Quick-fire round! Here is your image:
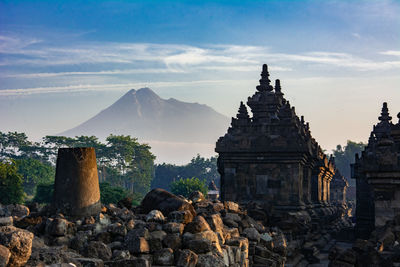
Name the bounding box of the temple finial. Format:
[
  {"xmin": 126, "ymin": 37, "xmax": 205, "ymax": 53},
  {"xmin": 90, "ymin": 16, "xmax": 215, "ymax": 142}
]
[
  {"xmin": 378, "ymin": 102, "xmax": 392, "ymax": 122},
  {"xmin": 368, "ymin": 132, "xmax": 375, "ymax": 144},
  {"xmin": 237, "ymin": 101, "xmax": 249, "ymax": 119},
  {"xmin": 256, "ymin": 64, "xmax": 273, "ymax": 92},
  {"xmin": 275, "ymin": 79, "xmax": 281, "ymax": 92}
]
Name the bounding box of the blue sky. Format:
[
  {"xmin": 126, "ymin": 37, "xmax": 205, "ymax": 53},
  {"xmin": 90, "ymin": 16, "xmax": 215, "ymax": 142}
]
[{"xmin": 1, "ymin": 0, "xmax": 399, "ymax": 163}]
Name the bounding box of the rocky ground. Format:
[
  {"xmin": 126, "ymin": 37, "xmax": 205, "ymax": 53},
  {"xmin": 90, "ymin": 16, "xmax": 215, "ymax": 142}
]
[
  {"xmin": 0, "ymin": 189, "xmax": 287, "ymax": 267},
  {"xmin": 2, "ymin": 188, "xmax": 397, "ymax": 267}
]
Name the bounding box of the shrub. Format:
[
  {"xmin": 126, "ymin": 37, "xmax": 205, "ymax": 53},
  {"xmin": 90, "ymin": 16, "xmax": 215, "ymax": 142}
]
[{"xmin": 170, "ymin": 177, "xmax": 208, "ymax": 198}]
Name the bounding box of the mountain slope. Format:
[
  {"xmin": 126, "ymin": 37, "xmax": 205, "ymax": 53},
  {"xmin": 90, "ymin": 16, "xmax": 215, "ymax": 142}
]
[{"xmin": 61, "ymin": 88, "xmax": 230, "ymax": 144}]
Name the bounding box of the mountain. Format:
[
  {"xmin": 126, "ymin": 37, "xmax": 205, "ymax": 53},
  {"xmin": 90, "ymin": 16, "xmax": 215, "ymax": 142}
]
[{"xmin": 61, "ymin": 88, "xmax": 230, "ymax": 162}]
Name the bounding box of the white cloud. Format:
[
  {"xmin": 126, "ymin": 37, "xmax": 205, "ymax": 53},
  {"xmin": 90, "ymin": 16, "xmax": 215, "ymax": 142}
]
[
  {"xmin": 0, "ymin": 79, "xmax": 253, "ymax": 96},
  {"xmin": 380, "ymin": 50, "xmax": 400, "ymax": 57}
]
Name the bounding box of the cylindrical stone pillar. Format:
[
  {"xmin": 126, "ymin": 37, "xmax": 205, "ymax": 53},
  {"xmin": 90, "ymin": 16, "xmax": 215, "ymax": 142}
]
[{"xmin": 53, "ymin": 147, "xmax": 101, "ymax": 216}]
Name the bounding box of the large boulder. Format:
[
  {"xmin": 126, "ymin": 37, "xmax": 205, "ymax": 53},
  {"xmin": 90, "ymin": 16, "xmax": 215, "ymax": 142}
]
[
  {"xmin": 140, "ymin": 189, "xmax": 196, "ymax": 218},
  {"xmin": 0, "ymin": 226, "xmax": 34, "ymax": 267}
]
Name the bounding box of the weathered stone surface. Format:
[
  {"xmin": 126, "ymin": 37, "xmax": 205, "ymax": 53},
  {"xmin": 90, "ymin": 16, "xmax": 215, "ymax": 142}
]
[
  {"xmin": 186, "ymin": 238, "xmax": 213, "ymax": 254},
  {"xmin": 243, "ymin": 227, "xmax": 260, "ymax": 242},
  {"xmin": 6, "ymin": 204, "xmax": 30, "ymax": 218},
  {"xmin": 14, "ymin": 215, "xmax": 43, "ymax": 229},
  {"xmin": 140, "ymin": 188, "xmax": 195, "ymax": 217},
  {"xmin": 188, "ymin": 191, "xmax": 205, "ymax": 203},
  {"xmin": 153, "ymin": 247, "xmax": 174, "ymax": 265},
  {"xmin": 163, "ymin": 222, "xmax": 184, "ymax": 234},
  {"xmin": 224, "ymin": 201, "xmax": 240, "ymax": 213},
  {"xmin": 196, "ymin": 253, "xmax": 225, "ymax": 267},
  {"xmin": 146, "ymin": 210, "xmax": 165, "ymax": 222},
  {"xmin": 112, "ymin": 249, "xmax": 130, "ymax": 260},
  {"xmin": 107, "ymin": 222, "xmax": 127, "ymax": 237},
  {"xmin": 86, "ymin": 241, "xmax": 112, "ymax": 261},
  {"xmin": 206, "ymin": 214, "xmax": 224, "ymax": 232},
  {"xmin": 163, "ymin": 233, "xmax": 181, "ymax": 250},
  {"xmin": 184, "ymin": 216, "xmax": 211, "ymax": 234},
  {"xmin": 0, "ymin": 244, "xmax": 10, "ymax": 267},
  {"xmin": 105, "ymin": 258, "xmax": 151, "ymax": 267},
  {"xmin": 53, "ymin": 147, "xmax": 101, "ymax": 217},
  {"xmin": 74, "ymin": 257, "xmax": 104, "ymax": 267},
  {"xmin": 0, "ymin": 217, "xmax": 13, "ymax": 227},
  {"xmin": 168, "ymin": 210, "xmax": 194, "ymax": 224},
  {"xmin": 125, "ymin": 236, "xmax": 149, "ymax": 254},
  {"xmin": 176, "ymin": 249, "xmax": 198, "ymax": 267},
  {"xmin": 0, "ymin": 225, "xmax": 34, "ymax": 267},
  {"xmin": 46, "ymin": 218, "xmax": 69, "ymax": 236}
]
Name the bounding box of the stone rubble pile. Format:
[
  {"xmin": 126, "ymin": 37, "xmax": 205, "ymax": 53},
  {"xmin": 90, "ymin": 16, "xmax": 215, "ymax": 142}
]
[
  {"xmin": 329, "ymin": 216, "xmax": 400, "ymax": 267},
  {"xmin": 0, "ymin": 189, "xmax": 289, "ymax": 267}
]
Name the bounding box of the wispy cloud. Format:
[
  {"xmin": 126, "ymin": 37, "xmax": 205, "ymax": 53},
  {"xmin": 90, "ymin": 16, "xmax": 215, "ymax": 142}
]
[
  {"xmin": 1, "ymin": 34, "xmax": 400, "ymax": 96},
  {"xmin": 0, "ymin": 79, "xmax": 253, "ymax": 96}
]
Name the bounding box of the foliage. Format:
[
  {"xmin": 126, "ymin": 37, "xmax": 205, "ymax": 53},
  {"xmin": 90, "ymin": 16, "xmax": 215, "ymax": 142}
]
[
  {"xmin": 32, "ymin": 183, "xmax": 54, "ymax": 204},
  {"xmin": 0, "ymin": 131, "xmax": 155, "ymax": 198},
  {"xmin": 332, "ymin": 140, "xmax": 366, "ymax": 185},
  {"xmin": 170, "ymin": 177, "xmax": 208, "ymax": 198},
  {"xmin": 0, "ymin": 160, "xmax": 24, "ymax": 204},
  {"xmin": 15, "ymin": 158, "xmax": 55, "ymax": 196},
  {"xmin": 152, "ymin": 154, "xmax": 219, "ymax": 191},
  {"xmin": 99, "ymin": 182, "xmax": 132, "ymax": 205}
]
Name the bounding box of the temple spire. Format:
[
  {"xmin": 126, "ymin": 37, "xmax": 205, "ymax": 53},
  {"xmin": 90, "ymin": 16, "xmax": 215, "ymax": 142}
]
[
  {"xmin": 379, "ymin": 102, "xmax": 392, "ymax": 123},
  {"xmin": 256, "ymin": 64, "xmax": 273, "ymax": 92},
  {"xmin": 237, "ymin": 101, "xmax": 249, "ymax": 119}
]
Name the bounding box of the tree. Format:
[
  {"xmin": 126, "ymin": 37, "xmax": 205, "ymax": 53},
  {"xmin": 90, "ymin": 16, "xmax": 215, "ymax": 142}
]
[
  {"xmin": 152, "ymin": 154, "xmax": 219, "ymax": 191},
  {"xmin": 152, "ymin": 163, "xmax": 181, "ymax": 191},
  {"xmin": 0, "ymin": 160, "xmax": 24, "ymax": 204},
  {"xmin": 332, "ymin": 140, "xmax": 366, "ymax": 186},
  {"xmin": 15, "ymin": 158, "xmax": 55, "ymax": 196},
  {"xmin": 170, "ymin": 177, "xmax": 208, "ymax": 198},
  {"xmin": 99, "ymin": 182, "xmax": 132, "ymax": 205},
  {"xmin": 103, "ymin": 135, "xmax": 155, "ymax": 195},
  {"xmin": 32, "ymin": 183, "xmax": 54, "ymax": 204}
]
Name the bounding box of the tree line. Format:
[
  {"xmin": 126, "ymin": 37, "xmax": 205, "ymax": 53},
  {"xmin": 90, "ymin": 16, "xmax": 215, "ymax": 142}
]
[{"xmin": 0, "ymin": 131, "xmax": 218, "ymax": 205}]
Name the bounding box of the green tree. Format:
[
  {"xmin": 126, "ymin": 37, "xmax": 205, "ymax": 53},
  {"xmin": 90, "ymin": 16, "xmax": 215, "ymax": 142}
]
[
  {"xmin": 152, "ymin": 154, "xmax": 219, "ymax": 191},
  {"xmin": 332, "ymin": 140, "xmax": 366, "ymax": 185},
  {"xmin": 152, "ymin": 163, "xmax": 182, "ymax": 191},
  {"xmin": 32, "ymin": 183, "xmax": 54, "ymax": 203},
  {"xmin": 0, "ymin": 160, "xmax": 24, "ymax": 204},
  {"xmin": 15, "ymin": 158, "xmax": 55, "ymax": 196},
  {"xmin": 99, "ymin": 182, "xmax": 132, "ymax": 204},
  {"xmin": 171, "ymin": 177, "xmax": 208, "ymax": 198}
]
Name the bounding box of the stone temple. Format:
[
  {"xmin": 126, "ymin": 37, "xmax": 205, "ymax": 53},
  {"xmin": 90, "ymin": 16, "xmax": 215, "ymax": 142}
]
[
  {"xmin": 215, "ymin": 65, "xmax": 350, "ymax": 264},
  {"xmin": 352, "ymin": 103, "xmax": 400, "ymax": 238}
]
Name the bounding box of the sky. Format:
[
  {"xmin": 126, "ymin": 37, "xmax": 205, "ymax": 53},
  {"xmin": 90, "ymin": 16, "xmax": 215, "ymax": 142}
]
[{"xmin": 0, "ymin": 0, "xmax": 399, "ymax": 164}]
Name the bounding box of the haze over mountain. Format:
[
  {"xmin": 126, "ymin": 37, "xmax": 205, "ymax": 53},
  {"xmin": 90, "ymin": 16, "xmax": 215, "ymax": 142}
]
[{"xmin": 61, "ymin": 88, "xmax": 230, "ymax": 163}]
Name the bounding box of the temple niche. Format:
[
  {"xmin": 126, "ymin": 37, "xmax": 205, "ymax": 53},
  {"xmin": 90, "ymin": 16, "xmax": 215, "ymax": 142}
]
[
  {"xmin": 216, "ymin": 64, "xmax": 346, "ymax": 225},
  {"xmin": 352, "ymin": 103, "xmax": 400, "ymax": 238}
]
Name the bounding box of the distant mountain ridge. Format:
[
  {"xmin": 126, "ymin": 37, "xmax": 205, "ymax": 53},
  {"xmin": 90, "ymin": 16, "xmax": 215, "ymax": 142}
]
[{"xmin": 61, "ymin": 88, "xmax": 230, "ymax": 144}]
